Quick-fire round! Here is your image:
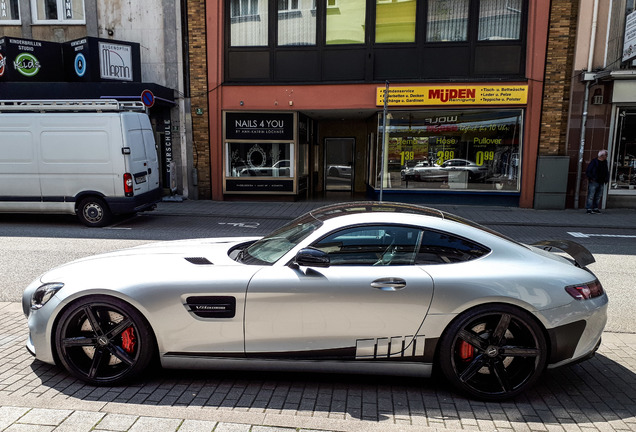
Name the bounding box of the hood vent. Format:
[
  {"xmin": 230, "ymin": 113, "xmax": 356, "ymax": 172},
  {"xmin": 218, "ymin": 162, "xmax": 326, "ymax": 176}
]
[{"xmin": 185, "ymin": 257, "xmax": 213, "ymax": 265}]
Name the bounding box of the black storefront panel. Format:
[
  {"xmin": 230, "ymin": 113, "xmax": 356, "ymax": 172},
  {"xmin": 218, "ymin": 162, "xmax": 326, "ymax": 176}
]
[
  {"xmin": 0, "ymin": 37, "xmax": 64, "ymax": 82},
  {"xmin": 63, "ymin": 37, "xmax": 141, "ymax": 83}
]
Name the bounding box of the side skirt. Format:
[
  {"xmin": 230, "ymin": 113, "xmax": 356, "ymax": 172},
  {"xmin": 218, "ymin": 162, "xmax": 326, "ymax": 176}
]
[{"xmin": 160, "ymin": 355, "xmax": 433, "ymax": 377}]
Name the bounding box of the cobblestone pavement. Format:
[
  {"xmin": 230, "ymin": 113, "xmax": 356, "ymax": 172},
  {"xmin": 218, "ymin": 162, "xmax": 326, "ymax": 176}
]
[{"xmin": 1, "ymin": 301, "xmax": 635, "ymax": 432}]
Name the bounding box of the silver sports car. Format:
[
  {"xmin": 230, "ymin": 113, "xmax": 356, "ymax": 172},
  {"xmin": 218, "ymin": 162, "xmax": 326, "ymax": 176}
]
[{"xmin": 22, "ymin": 202, "xmax": 607, "ymax": 401}]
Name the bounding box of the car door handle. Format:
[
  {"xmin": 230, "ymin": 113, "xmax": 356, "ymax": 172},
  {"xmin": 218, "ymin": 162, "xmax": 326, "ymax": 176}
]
[{"xmin": 370, "ymin": 278, "xmax": 406, "ymax": 291}]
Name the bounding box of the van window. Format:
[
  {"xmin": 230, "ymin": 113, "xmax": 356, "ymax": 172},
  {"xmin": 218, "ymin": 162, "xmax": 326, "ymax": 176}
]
[
  {"xmin": 40, "ymin": 132, "xmax": 110, "ymax": 163},
  {"xmin": 127, "ymin": 130, "xmax": 147, "ymax": 163}
]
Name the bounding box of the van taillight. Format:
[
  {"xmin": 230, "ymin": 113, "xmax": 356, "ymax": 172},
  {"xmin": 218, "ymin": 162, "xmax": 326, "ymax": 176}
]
[{"xmin": 124, "ymin": 173, "xmax": 134, "ymax": 196}]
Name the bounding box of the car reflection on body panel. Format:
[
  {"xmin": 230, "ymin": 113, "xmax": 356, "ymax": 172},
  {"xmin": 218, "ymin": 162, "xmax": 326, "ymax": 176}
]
[{"xmin": 23, "ymin": 202, "xmax": 607, "ymax": 401}]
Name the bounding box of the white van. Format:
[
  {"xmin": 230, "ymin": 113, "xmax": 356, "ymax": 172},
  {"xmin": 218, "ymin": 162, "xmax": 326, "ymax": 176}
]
[{"xmin": 0, "ymin": 100, "xmax": 162, "ymax": 227}]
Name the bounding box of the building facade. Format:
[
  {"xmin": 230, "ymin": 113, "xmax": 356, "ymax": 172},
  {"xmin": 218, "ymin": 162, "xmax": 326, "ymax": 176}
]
[
  {"xmin": 188, "ymin": 0, "xmax": 579, "ymax": 208},
  {"xmin": 567, "ymin": 0, "xmax": 636, "ymax": 209},
  {"xmin": 0, "ymin": 0, "xmax": 196, "ymax": 198}
]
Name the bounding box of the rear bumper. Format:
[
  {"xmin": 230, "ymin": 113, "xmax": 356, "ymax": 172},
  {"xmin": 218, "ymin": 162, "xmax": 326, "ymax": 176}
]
[{"xmin": 105, "ymin": 187, "xmax": 162, "ymax": 215}]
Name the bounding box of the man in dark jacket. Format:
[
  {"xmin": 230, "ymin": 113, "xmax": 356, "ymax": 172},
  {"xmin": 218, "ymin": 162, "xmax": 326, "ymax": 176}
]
[{"xmin": 585, "ymin": 149, "xmax": 609, "ymax": 214}]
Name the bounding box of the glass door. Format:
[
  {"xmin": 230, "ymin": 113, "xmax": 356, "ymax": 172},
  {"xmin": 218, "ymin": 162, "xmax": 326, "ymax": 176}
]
[{"xmin": 325, "ymin": 138, "xmax": 354, "ymax": 191}]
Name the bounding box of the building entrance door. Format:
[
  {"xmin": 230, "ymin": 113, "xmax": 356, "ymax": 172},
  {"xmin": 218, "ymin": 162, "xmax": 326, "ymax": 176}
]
[{"xmin": 325, "ymin": 138, "xmax": 354, "ymax": 191}]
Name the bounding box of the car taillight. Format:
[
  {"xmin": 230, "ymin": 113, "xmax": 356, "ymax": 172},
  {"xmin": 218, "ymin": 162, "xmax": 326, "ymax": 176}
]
[
  {"xmin": 565, "ymin": 280, "xmax": 604, "ymax": 300},
  {"xmin": 124, "ymin": 173, "xmax": 134, "ymax": 196}
]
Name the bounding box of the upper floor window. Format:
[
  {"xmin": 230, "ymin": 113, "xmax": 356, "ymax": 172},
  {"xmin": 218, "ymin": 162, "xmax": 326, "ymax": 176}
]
[
  {"xmin": 31, "ymin": 0, "xmax": 85, "ymax": 24},
  {"xmin": 0, "ymin": 0, "xmax": 20, "ymax": 24},
  {"xmin": 326, "ymin": 0, "xmax": 366, "ymax": 45},
  {"xmin": 426, "ymin": 0, "xmax": 469, "ymax": 42},
  {"xmin": 278, "ymin": 0, "xmax": 316, "ymax": 46},
  {"xmin": 230, "ymin": 0, "xmax": 268, "ymax": 46},
  {"xmin": 375, "ymin": 0, "xmax": 417, "ymax": 43},
  {"xmin": 478, "ymin": 0, "xmax": 522, "ymax": 40}
]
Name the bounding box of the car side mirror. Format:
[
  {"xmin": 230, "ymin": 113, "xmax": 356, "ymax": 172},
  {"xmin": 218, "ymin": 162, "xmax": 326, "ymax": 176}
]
[{"xmin": 293, "ymin": 248, "xmax": 330, "ymax": 268}]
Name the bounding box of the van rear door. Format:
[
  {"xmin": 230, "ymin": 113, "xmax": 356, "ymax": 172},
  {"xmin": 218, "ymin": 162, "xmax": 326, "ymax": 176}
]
[{"xmin": 121, "ymin": 113, "xmax": 159, "ymax": 196}]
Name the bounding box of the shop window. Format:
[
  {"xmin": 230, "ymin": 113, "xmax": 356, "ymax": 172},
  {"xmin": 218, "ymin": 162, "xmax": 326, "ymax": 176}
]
[
  {"xmin": 278, "ymin": 0, "xmax": 316, "ymax": 46},
  {"xmin": 375, "ymin": 109, "xmax": 523, "ymax": 192},
  {"xmin": 0, "ymin": 0, "xmax": 20, "ymax": 23},
  {"xmin": 230, "ymin": 0, "xmax": 268, "ymax": 46},
  {"xmin": 611, "ymin": 110, "xmax": 636, "ymax": 191},
  {"xmin": 326, "ymin": 0, "xmax": 366, "ymax": 45},
  {"xmin": 31, "ymin": 0, "xmax": 85, "ymax": 23},
  {"xmin": 426, "ymin": 0, "xmax": 468, "ymax": 42},
  {"xmin": 375, "ymin": 0, "xmax": 417, "ymax": 43},
  {"xmin": 478, "ymin": 0, "xmax": 522, "ymax": 41},
  {"xmin": 226, "ymin": 142, "xmax": 294, "ymax": 178}
]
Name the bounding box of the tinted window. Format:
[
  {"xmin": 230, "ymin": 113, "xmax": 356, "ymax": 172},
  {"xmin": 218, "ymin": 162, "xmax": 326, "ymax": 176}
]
[
  {"xmin": 415, "ymin": 230, "xmax": 489, "ymax": 264},
  {"xmin": 312, "ymin": 225, "xmax": 421, "ymax": 266}
]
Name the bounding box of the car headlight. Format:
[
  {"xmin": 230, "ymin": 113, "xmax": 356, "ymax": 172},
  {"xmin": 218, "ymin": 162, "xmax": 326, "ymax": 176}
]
[{"xmin": 31, "ymin": 283, "xmax": 64, "ymax": 310}]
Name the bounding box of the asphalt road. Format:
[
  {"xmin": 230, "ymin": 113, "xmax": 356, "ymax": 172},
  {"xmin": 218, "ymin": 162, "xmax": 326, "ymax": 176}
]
[{"xmin": 1, "ymin": 210, "xmax": 634, "ymax": 333}]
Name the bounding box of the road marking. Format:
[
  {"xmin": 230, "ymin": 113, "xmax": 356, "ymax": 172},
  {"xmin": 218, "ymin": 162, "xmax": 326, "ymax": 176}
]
[
  {"xmin": 218, "ymin": 222, "xmax": 260, "ymax": 229},
  {"xmin": 568, "ymin": 232, "xmax": 636, "ymax": 238}
]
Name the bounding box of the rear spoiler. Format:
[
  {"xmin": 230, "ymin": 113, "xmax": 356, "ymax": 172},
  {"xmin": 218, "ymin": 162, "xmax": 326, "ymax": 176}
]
[{"xmin": 530, "ymin": 240, "xmax": 595, "ymax": 268}]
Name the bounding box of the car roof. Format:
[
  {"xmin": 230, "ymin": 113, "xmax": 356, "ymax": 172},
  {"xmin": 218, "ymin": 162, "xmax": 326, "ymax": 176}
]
[{"xmin": 308, "ymin": 201, "xmax": 445, "ymax": 222}]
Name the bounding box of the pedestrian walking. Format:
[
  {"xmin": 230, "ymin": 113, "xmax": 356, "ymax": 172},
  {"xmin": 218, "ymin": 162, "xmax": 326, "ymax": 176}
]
[{"xmin": 585, "ymin": 149, "xmax": 609, "ymax": 214}]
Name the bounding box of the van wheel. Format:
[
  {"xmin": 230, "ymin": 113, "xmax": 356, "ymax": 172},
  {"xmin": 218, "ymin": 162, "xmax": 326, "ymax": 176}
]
[{"xmin": 77, "ymin": 197, "xmax": 112, "ymax": 227}]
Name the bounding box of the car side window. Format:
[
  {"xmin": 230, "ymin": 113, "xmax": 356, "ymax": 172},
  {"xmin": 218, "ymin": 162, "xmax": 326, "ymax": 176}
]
[
  {"xmin": 311, "ymin": 225, "xmax": 422, "ymax": 266},
  {"xmin": 415, "ymin": 230, "xmax": 489, "ymax": 265}
]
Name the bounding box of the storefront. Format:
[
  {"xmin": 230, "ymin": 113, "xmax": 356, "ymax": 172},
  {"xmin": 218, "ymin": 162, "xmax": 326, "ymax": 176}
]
[
  {"xmin": 607, "ymin": 79, "xmax": 636, "ymax": 207},
  {"xmin": 369, "ymin": 85, "xmax": 528, "ymax": 204}
]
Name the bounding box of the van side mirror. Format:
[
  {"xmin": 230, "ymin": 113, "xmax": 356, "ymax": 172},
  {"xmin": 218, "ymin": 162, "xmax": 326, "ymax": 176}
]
[{"xmin": 293, "ymin": 248, "xmax": 330, "ymax": 268}]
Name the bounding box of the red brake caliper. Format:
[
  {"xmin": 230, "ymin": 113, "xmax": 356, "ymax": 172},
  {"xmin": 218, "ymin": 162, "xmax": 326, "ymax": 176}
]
[
  {"xmin": 459, "ymin": 341, "xmax": 474, "ymax": 362},
  {"xmin": 121, "ymin": 327, "xmax": 136, "ymax": 354}
]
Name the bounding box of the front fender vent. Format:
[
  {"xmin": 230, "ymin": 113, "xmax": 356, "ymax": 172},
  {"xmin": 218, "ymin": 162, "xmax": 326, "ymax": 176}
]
[{"xmin": 185, "ymin": 257, "xmax": 213, "ymax": 265}]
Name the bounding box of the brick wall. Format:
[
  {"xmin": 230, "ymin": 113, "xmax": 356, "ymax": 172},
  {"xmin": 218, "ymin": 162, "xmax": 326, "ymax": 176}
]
[
  {"xmin": 539, "ymin": 0, "xmax": 579, "ymax": 156},
  {"xmin": 187, "ymin": 0, "xmax": 211, "ymax": 199}
]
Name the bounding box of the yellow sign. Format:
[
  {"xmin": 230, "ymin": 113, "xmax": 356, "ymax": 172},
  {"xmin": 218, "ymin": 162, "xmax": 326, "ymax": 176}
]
[{"xmin": 376, "ymin": 85, "xmax": 528, "ymax": 106}]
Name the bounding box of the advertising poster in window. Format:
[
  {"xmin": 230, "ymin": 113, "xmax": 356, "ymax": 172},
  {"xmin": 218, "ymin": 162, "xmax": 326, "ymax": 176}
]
[{"xmin": 377, "ymin": 109, "xmax": 522, "ymax": 192}]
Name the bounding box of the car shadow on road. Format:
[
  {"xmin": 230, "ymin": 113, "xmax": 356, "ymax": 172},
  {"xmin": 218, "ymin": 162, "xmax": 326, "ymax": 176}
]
[{"xmin": 27, "ymin": 352, "xmax": 636, "ymax": 427}]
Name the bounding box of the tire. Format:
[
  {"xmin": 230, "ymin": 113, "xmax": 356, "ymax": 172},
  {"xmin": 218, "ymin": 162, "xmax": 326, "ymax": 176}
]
[
  {"xmin": 438, "ymin": 304, "xmax": 548, "ymax": 401},
  {"xmin": 54, "ymin": 296, "xmax": 156, "ymax": 386},
  {"xmin": 77, "ymin": 197, "xmax": 112, "ymax": 227}
]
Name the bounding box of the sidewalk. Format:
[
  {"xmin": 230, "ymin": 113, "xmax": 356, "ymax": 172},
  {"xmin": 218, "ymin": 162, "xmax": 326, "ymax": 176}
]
[{"xmin": 154, "ymin": 198, "xmax": 636, "ymax": 229}]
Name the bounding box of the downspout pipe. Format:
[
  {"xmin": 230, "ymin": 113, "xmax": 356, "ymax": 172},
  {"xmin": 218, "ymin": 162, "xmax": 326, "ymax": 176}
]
[{"xmin": 574, "ymin": 0, "xmax": 600, "ymax": 208}]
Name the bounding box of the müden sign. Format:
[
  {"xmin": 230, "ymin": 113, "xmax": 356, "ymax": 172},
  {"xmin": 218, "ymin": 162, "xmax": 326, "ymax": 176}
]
[{"xmin": 226, "ymin": 112, "xmax": 294, "ymax": 141}]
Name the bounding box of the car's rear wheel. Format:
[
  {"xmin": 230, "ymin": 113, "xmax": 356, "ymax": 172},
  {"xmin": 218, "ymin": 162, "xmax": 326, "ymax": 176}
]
[
  {"xmin": 54, "ymin": 296, "xmax": 155, "ymax": 386},
  {"xmin": 438, "ymin": 304, "xmax": 547, "ymax": 401}
]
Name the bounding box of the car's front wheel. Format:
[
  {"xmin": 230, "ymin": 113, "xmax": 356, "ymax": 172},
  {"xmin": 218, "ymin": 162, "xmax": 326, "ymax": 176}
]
[
  {"xmin": 438, "ymin": 304, "xmax": 548, "ymax": 401},
  {"xmin": 54, "ymin": 296, "xmax": 156, "ymax": 386}
]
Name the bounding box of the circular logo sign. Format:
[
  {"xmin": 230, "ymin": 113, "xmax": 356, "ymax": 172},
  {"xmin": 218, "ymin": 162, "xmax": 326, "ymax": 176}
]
[
  {"xmin": 0, "ymin": 53, "xmax": 5, "ymax": 77},
  {"xmin": 74, "ymin": 53, "xmax": 87, "ymax": 77},
  {"xmin": 14, "ymin": 53, "xmax": 41, "ymax": 77}
]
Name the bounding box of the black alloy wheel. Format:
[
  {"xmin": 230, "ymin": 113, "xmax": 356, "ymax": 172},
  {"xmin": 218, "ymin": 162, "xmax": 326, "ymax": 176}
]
[
  {"xmin": 77, "ymin": 197, "xmax": 112, "ymax": 227},
  {"xmin": 439, "ymin": 304, "xmax": 547, "ymax": 401},
  {"xmin": 54, "ymin": 296, "xmax": 155, "ymax": 385}
]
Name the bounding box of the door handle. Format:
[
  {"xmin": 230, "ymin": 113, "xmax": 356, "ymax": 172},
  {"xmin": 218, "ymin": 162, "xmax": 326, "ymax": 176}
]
[{"xmin": 370, "ymin": 278, "xmax": 406, "ymax": 291}]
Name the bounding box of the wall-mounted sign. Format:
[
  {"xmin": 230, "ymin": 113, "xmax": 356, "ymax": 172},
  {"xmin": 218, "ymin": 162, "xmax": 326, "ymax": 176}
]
[
  {"xmin": 377, "ymin": 85, "xmax": 528, "ymax": 106},
  {"xmin": 226, "ymin": 112, "xmax": 294, "ymax": 141},
  {"xmin": 63, "ymin": 37, "xmax": 141, "ymax": 83},
  {"xmin": 0, "ymin": 37, "xmax": 64, "ymax": 82},
  {"xmin": 624, "ymin": 10, "xmax": 636, "ymax": 62},
  {"xmin": 99, "ymin": 42, "xmax": 133, "ymax": 81}
]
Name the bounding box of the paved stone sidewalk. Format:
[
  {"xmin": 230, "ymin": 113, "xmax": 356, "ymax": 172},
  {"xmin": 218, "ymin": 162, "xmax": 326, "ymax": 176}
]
[{"xmin": 1, "ymin": 302, "xmax": 635, "ymax": 432}]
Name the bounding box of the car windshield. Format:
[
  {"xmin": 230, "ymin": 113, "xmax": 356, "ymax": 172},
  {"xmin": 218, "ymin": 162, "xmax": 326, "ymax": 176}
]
[{"xmin": 239, "ymin": 214, "xmax": 323, "ymax": 265}]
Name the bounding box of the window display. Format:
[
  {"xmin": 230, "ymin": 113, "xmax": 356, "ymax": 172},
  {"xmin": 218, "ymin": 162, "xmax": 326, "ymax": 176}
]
[
  {"xmin": 611, "ymin": 110, "xmax": 636, "ymax": 191},
  {"xmin": 375, "ymin": 109, "xmax": 522, "ymax": 191},
  {"xmin": 226, "ymin": 142, "xmax": 294, "ymax": 178}
]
